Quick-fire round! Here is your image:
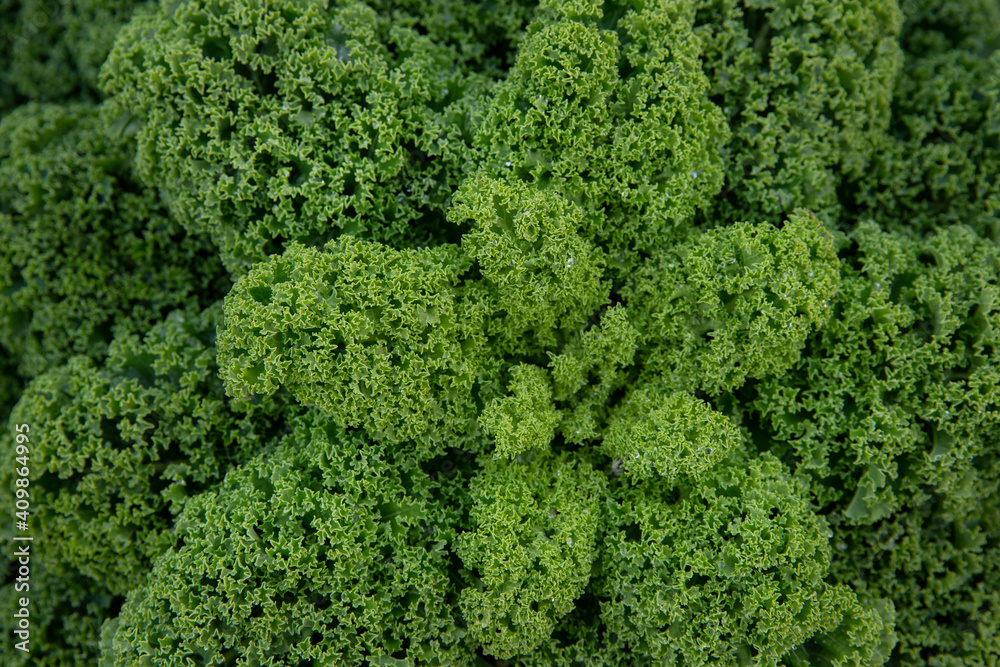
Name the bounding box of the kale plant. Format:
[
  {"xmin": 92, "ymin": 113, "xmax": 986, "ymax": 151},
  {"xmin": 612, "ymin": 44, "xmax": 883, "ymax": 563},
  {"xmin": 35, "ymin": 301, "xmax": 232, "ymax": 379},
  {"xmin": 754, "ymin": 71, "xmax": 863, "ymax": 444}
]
[{"xmin": 1, "ymin": 0, "xmax": 998, "ymax": 665}]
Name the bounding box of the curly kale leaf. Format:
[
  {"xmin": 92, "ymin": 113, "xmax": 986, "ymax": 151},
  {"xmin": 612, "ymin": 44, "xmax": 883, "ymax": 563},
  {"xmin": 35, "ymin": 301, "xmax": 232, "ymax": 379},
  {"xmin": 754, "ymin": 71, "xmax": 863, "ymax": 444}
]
[
  {"xmin": 457, "ymin": 450, "xmax": 606, "ymax": 660},
  {"xmin": 450, "ymin": 172, "xmax": 610, "ymax": 353},
  {"xmin": 750, "ymin": 223, "xmax": 1000, "ymax": 523},
  {"xmin": 600, "ymin": 452, "xmax": 891, "ymax": 666},
  {"xmin": 475, "ymin": 0, "xmax": 729, "ymax": 277},
  {"xmin": 100, "ymin": 0, "xmax": 495, "ymax": 272},
  {"xmin": 626, "ymin": 209, "xmax": 840, "ymax": 395},
  {"xmin": 107, "ymin": 411, "xmax": 473, "ymax": 666},
  {"xmin": 604, "ymin": 386, "xmax": 741, "ymax": 484},
  {"xmin": 218, "ymin": 237, "xmax": 497, "ymax": 458},
  {"xmin": 481, "ymin": 364, "xmax": 561, "ymax": 459},
  {"xmin": 0, "ymin": 303, "xmax": 289, "ymax": 664},
  {"xmin": 0, "ymin": 101, "xmax": 228, "ymax": 379},
  {"xmin": 692, "ymin": 0, "xmax": 903, "ymax": 227}
]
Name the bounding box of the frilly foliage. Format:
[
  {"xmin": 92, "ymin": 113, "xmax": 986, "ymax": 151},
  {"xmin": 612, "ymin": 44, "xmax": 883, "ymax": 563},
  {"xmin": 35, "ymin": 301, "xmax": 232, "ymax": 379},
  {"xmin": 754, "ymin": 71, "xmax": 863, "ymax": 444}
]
[
  {"xmin": 449, "ymin": 173, "xmax": 609, "ymax": 353},
  {"xmin": 105, "ymin": 411, "xmax": 474, "ymax": 666},
  {"xmin": 691, "ymin": 0, "xmax": 904, "ymax": 226},
  {"xmin": 475, "ymin": 0, "xmax": 729, "ymax": 276},
  {"xmin": 852, "ymin": 3, "xmax": 1000, "ymax": 239},
  {"xmin": 0, "ymin": 303, "xmax": 290, "ymax": 662},
  {"xmin": 0, "ymin": 0, "xmax": 146, "ymax": 111},
  {"xmin": 828, "ymin": 464, "xmax": 999, "ymax": 664},
  {"xmin": 603, "ymin": 387, "xmax": 740, "ymax": 484},
  {"xmin": 481, "ymin": 364, "xmax": 561, "ymax": 459},
  {"xmin": 457, "ymin": 451, "xmax": 606, "ymax": 659},
  {"xmin": 625, "ymin": 209, "xmax": 840, "ymax": 395},
  {"xmin": 217, "ymin": 237, "xmax": 497, "ymax": 458},
  {"xmin": 548, "ymin": 303, "xmax": 639, "ymax": 445},
  {"xmin": 99, "ymin": 0, "xmax": 502, "ymax": 273},
  {"xmin": 600, "ymin": 452, "xmax": 894, "ymax": 666},
  {"xmin": 1, "ymin": 0, "xmax": 998, "ymax": 665},
  {"xmin": 749, "ymin": 223, "xmax": 1000, "ymax": 523},
  {"xmin": 0, "ymin": 101, "xmax": 228, "ymax": 380}
]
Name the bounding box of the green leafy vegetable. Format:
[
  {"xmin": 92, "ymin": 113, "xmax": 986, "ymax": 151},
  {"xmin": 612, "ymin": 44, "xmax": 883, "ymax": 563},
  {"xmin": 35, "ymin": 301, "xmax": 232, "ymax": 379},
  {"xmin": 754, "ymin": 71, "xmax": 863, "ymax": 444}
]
[
  {"xmin": 0, "ymin": 101, "xmax": 228, "ymax": 380},
  {"xmin": 106, "ymin": 411, "xmax": 474, "ymax": 666},
  {"xmin": 99, "ymin": 0, "xmax": 501, "ymax": 272},
  {"xmin": 0, "ymin": 303, "xmax": 289, "ymax": 660},
  {"xmin": 1, "ymin": 0, "xmax": 998, "ymax": 664},
  {"xmin": 457, "ymin": 451, "xmax": 606, "ymax": 659}
]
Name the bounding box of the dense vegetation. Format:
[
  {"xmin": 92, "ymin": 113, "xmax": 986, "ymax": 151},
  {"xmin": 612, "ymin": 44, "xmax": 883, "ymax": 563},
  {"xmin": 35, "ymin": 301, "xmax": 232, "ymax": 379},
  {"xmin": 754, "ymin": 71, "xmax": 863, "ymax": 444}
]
[{"xmin": 1, "ymin": 0, "xmax": 998, "ymax": 664}]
